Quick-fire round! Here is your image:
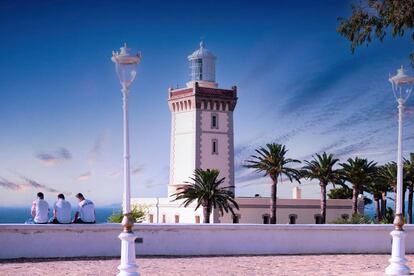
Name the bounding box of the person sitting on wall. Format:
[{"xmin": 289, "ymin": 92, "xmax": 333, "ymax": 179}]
[
  {"xmin": 50, "ymin": 193, "xmax": 72, "ymax": 224},
  {"xmin": 31, "ymin": 192, "xmax": 49, "ymax": 224},
  {"xmin": 73, "ymin": 193, "xmax": 96, "ymax": 223}
]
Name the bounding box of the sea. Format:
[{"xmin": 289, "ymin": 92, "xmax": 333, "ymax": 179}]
[
  {"xmin": 0, "ymin": 204, "xmax": 398, "ymax": 224},
  {"xmin": 0, "ymin": 207, "xmax": 120, "ymax": 223}
]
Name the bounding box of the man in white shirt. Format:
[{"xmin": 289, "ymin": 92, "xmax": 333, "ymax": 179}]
[
  {"xmin": 73, "ymin": 193, "xmax": 96, "ymax": 223},
  {"xmin": 31, "ymin": 192, "xmax": 49, "ymax": 224},
  {"xmin": 52, "ymin": 194, "xmax": 72, "ymax": 224}
]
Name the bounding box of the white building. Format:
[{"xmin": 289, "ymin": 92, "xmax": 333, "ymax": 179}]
[{"xmin": 132, "ymin": 42, "xmax": 352, "ymax": 224}]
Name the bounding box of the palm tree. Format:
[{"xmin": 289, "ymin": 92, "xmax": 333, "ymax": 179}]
[
  {"xmin": 376, "ymin": 164, "xmax": 395, "ymax": 219},
  {"xmin": 340, "ymin": 157, "xmax": 377, "ymax": 215},
  {"xmin": 379, "ymin": 162, "xmax": 410, "ymax": 216},
  {"xmin": 301, "ymin": 152, "xmax": 341, "ymax": 224},
  {"xmin": 171, "ymin": 168, "xmax": 239, "ymax": 223},
  {"xmin": 404, "ymin": 153, "xmax": 414, "ymax": 224},
  {"xmin": 328, "ymin": 186, "xmax": 353, "ymax": 199},
  {"xmin": 367, "ymin": 172, "xmax": 390, "ymax": 222},
  {"xmin": 244, "ymin": 143, "xmax": 301, "ymax": 224}
]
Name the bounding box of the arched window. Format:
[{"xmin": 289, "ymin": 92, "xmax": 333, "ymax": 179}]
[
  {"xmin": 149, "ymin": 214, "xmax": 154, "ymax": 223},
  {"xmin": 288, "ymin": 214, "xmax": 297, "ymax": 224},
  {"xmin": 232, "ymin": 214, "xmax": 241, "ymax": 224},
  {"xmin": 211, "ymin": 113, "xmax": 218, "ymax": 129},
  {"xmin": 314, "ymin": 214, "xmax": 323, "ymax": 224},
  {"xmin": 212, "ymin": 139, "xmax": 218, "ymax": 154},
  {"xmin": 162, "ymin": 214, "xmax": 166, "ymax": 223},
  {"xmin": 175, "ymin": 214, "xmax": 180, "ymax": 223},
  {"xmin": 262, "ymin": 214, "xmax": 270, "ymax": 224},
  {"xmin": 195, "ymin": 215, "xmax": 201, "ymax": 224}
]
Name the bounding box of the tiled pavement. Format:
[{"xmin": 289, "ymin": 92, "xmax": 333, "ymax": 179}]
[{"xmin": 1, "ymin": 254, "xmax": 413, "ymax": 276}]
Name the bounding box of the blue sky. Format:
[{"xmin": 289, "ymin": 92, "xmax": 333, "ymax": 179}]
[{"xmin": 0, "ymin": 0, "xmax": 413, "ymax": 206}]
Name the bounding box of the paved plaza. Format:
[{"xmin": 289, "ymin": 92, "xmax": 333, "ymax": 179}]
[{"xmin": 2, "ymin": 254, "xmax": 414, "ymax": 276}]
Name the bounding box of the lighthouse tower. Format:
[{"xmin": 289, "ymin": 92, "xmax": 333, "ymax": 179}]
[{"xmin": 168, "ymin": 42, "xmax": 238, "ymax": 197}]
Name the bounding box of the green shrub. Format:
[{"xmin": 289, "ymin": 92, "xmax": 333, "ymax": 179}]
[
  {"xmin": 379, "ymin": 207, "xmax": 395, "ymax": 224},
  {"xmin": 107, "ymin": 205, "xmax": 148, "ymax": 223},
  {"xmin": 331, "ymin": 214, "xmax": 374, "ymax": 224}
]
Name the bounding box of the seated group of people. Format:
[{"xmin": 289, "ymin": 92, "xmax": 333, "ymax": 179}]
[{"xmin": 31, "ymin": 192, "xmax": 96, "ymax": 224}]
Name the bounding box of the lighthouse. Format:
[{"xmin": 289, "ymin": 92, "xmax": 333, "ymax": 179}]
[
  {"xmin": 167, "ymin": 42, "xmax": 238, "ymax": 197},
  {"xmin": 132, "ymin": 42, "xmax": 353, "ymax": 224}
]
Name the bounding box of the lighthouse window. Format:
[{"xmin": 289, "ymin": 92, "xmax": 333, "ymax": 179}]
[
  {"xmin": 212, "ymin": 139, "xmax": 218, "ymax": 154},
  {"xmin": 190, "ymin": 58, "xmax": 203, "ymax": 81},
  {"xmin": 211, "ymin": 113, "xmax": 218, "ymax": 129}
]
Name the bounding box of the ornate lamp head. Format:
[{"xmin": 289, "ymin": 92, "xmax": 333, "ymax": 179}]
[
  {"xmin": 389, "ymin": 66, "xmax": 414, "ymax": 103},
  {"xmin": 112, "ymin": 43, "xmax": 141, "ymax": 90}
]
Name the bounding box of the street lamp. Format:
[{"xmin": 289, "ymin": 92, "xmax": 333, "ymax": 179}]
[
  {"xmin": 112, "ymin": 43, "xmax": 141, "ymax": 276},
  {"xmin": 386, "ymin": 66, "xmax": 414, "ymax": 275}
]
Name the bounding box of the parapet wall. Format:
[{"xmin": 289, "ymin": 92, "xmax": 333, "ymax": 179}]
[{"xmin": 0, "ymin": 224, "xmax": 413, "ymax": 259}]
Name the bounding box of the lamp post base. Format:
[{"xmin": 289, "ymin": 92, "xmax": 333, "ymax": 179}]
[
  {"xmin": 118, "ymin": 231, "xmax": 139, "ymax": 276},
  {"xmin": 385, "ymin": 230, "xmax": 410, "ymax": 275}
]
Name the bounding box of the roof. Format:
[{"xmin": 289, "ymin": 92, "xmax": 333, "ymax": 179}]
[
  {"xmin": 188, "ymin": 41, "xmax": 216, "ymax": 60},
  {"xmin": 169, "ymin": 84, "xmax": 237, "ymax": 100}
]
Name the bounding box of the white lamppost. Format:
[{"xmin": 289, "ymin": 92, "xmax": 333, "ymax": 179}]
[
  {"xmin": 386, "ymin": 66, "xmax": 414, "ymax": 275},
  {"xmin": 112, "ymin": 43, "xmax": 141, "ymax": 276}
]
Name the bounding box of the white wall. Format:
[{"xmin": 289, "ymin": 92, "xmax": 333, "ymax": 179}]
[
  {"xmin": 133, "ymin": 197, "xmax": 352, "ymax": 224},
  {"xmin": 170, "ymin": 110, "xmax": 196, "ymax": 195},
  {"xmin": 1, "ymin": 224, "xmax": 413, "ymax": 259},
  {"xmin": 199, "ymin": 110, "xmax": 232, "ymax": 189}
]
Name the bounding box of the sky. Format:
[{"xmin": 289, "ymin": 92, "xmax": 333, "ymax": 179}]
[{"xmin": 0, "ymin": 0, "xmax": 413, "ymax": 207}]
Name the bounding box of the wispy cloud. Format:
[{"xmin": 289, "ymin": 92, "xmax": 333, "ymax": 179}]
[
  {"xmin": 77, "ymin": 171, "xmax": 92, "ymax": 181},
  {"xmin": 132, "ymin": 165, "xmax": 145, "ymax": 175},
  {"xmin": 0, "ymin": 175, "xmax": 70, "ymax": 195},
  {"xmin": 88, "ymin": 133, "xmax": 106, "ymax": 164},
  {"xmin": 19, "ymin": 175, "xmax": 61, "ymax": 193},
  {"xmin": 109, "ymin": 170, "xmax": 121, "ymax": 177},
  {"xmin": 36, "ymin": 147, "xmax": 72, "ymax": 166},
  {"xmin": 109, "ymin": 165, "xmax": 145, "ymax": 178},
  {"xmin": 0, "ymin": 178, "xmax": 23, "ymax": 191}
]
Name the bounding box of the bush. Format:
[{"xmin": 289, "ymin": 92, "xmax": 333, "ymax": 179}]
[
  {"xmin": 379, "ymin": 207, "xmax": 395, "ymax": 224},
  {"xmin": 331, "ymin": 214, "xmax": 374, "ymax": 224},
  {"xmin": 107, "ymin": 205, "xmax": 147, "ymax": 223}
]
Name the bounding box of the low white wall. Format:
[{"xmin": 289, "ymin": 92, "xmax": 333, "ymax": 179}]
[{"xmin": 1, "ymin": 224, "xmax": 413, "ymax": 259}]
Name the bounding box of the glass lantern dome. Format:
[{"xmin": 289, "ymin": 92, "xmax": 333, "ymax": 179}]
[{"xmin": 188, "ymin": 41, "xmax": 216, "ymax": 84}]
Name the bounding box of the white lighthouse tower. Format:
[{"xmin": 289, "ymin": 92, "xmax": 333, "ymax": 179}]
[
  {"xmin": 132, "ymin": 42, "xmax": 354, "ymax": 225},
  {"xmin": 167, "ymin": 42, "xmax": 238, "ymax": 197}
]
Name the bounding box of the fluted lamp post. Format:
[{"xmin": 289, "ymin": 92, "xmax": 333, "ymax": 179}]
[
  {"xmin": 112, "ymin": 43, "xmax": 141, "ymax": 276},
  {"xmin": 386, "ymin": 66, "xmax": 414, "ymax": 275}
]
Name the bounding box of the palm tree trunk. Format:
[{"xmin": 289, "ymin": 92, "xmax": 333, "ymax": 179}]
[
  {"xmin": 374, "ymin": 196, "xmax": 381, "ymax": 222},
  {"xmin": 352, "ymin": 185, "xmax": 358, "ymax": 215},
  {"xmin": 270, "ymin": 175, "xmax": 278, "ymax": 224},
  {"xmin": 408, "ymin": 185, "xmax": 413, "ymax": 224},
  {"xmin": 320, "ymin": 183, "xmax": 327, "ymax": 224},
  {"xmin": 203, "ymin": 204, "xmax": 212, "ymax": 223},
  {"xmin": 381, "ymin": 192, "xmax": 387, "ymax": 218}
]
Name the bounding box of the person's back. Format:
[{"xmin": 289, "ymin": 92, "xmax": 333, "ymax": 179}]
[
  {"xmin": 31, "ymin": 192, "xmax": 49, "ymax": 224},
  {"xmin": 54, "ymin": 196, "xmax": 72, "ymax": 224},
  {"xmin": 73, "ymin": 193, "xmax": 96, "ymax": 223},
  {"xmin": 78, "ymin": 199, "xmax": 95, "ymax": 223}
]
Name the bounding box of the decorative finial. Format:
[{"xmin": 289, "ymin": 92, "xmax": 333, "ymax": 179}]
[
  {"xmin": 124, "ymin": 42, "xmax": 128, "ymax": 48},
  {"xmin": 200, "ymin": 40, "xmax": 205, "ymax": 48},
  {"xmin": 397, "ymin": 65, "xmax": 406, "ymax": 76}
]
